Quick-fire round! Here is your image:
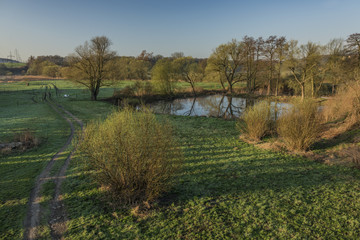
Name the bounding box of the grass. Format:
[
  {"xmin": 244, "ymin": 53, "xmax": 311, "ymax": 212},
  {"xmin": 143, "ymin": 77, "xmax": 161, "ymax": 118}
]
[
  {"xmin": 1, "ymin": 79, "xmax": 360, "ymax": 238},
  {"xmin": 0, "ymin": 85, "xmax": 70, "ymax": 238},
  {"xmin": 0, "ymin": 79, "xmax": 120, "ymax": 238},
  {"xmin": 2, "ymin": 62, "xmax": 27, "ymax": 68},
  {"xmin": 62, "ymin": 114, "xmax": 360, "ymax": 239}
]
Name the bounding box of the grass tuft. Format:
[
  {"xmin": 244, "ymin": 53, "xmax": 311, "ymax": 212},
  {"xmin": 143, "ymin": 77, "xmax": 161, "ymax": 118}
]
[
  {"xmin": 277, "ymin": 99, "xmax": 321, "ymax": 151},
  {"xmin": 237, "ymin": 101, "xmax": 272, "ymax": 141}
]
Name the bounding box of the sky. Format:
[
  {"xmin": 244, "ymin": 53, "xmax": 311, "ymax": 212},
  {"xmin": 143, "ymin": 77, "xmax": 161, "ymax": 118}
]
[{"xmin": 0, "ymin": 0, "xmax": 360, "ymax": 61}]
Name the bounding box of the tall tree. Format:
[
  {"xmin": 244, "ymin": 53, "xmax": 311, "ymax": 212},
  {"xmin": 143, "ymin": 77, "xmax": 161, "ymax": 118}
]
[
  {"xmin": 346, "ymin": 33, "xmax": 360, "ymax": 68},
  {"xmin": 287, "ymin": 41, "xmax": 321, "ymax": 100},
  {"xmin": 172, "ymin": 57, "xmax": 206, "ymax": 95},
  {"xmin": 274, "ymin": 36, "xmax": 288, "ymax": 96},
  {"xmin": 151, "ymin": 59, "xmax": 175, "ymax": 95},
  {"xmin": 171, "ymin": 52, "xmax": 185, "ymax": 59},
  {"xmin": 68, "ymin": 36, "xmax": 116, "ymax": 100},
  {"xmin": 242, "ymin": 36, "xmax": 263, "ymax": 93},
  {"xmin": 326, "ymin": 38, "xmax": 345, "ymax": 93},
  {"xmin": 263, "ymin": 36, "xmax": 277, "ymax": 95},
  {"xmin": 208, "ymin": 39, "xmax": 244, "ymax": 94}
]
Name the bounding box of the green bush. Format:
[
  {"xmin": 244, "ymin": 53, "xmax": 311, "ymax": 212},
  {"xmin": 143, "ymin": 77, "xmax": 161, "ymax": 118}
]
[
  {"xmin": 277, "ymin": 99, "xmax": 321, "ymax": 151},
  {"xmin": 78, "ymin": 107, "xmax": 182, "ymax": 204},
  {"xmin": 237, "ymin": 101, "xmax": 272, "ymax": 141},
  {"xmin": 151, "ymin": 59, "xmax": 175, "ymax": 95}
]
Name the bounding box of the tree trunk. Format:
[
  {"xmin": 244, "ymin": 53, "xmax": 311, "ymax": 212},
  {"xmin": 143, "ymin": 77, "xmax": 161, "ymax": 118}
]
[
  {"xmin": 228, "ymin": 83, "xmax": 233, "ymax": 94},
  {"xmin": 301, "ymin": 84, "xmax": 305, "ymax": 101},
  {"xmin": 267, "ymin": 78, "xmax": 271, "ymax": 95},
  {"xmin": 311, "ymin": 76, "xmax": 315, "ymax": 98},
  {"xmin": 190, "ymin": 81, "xmax": 196, "ymax": 96},
  {"xmin": 91, "ymin": 91, "xmax": 97, "ymax": 101},
  {"xmin": 91, "ymin": 84, "xmax": 100, "ymax": 101}
]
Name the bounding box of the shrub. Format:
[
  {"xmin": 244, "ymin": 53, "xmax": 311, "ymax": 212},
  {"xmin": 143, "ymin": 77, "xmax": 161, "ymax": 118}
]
[
  {"xmin": 12, "ymin": 129, "xmax": 39, "ymax": 150},
  {"xmin": 1, "ymin": 129, "xmax": 39, "ymax": 155},
  {"xmin": 113, "ymin": 81, "xmax": 153, "ymax": 98},
  {"xmin": 133, "ymin": 80, "xmax": 153, "ymax": 96},
  {"xmin": 152, "ymin": 60, "xmax": 176, "ymax": 95},
  {"xmin": 78, "ymin": 107, "xmax": 182, "ymax": 204},
  {"xmin": 116, "ymin": 85, "xmax": 135, "ymax": 97},
  {"xmin": 237, "ymin": 101, "xmax": 272, "ymax": 141},
  {"xmin": 277, "ymin": 99, "xmax": 321, "ymax": 151}
]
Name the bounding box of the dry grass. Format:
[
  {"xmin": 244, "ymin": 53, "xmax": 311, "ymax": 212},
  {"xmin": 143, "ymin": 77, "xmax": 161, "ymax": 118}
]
[
  {"xmin": 236, "ymin": 101, "xmax": 272, "ymax": 141},
  {"xmin": 78, "ymin": 107, "xmax": 182, "ymax": 205},
  {"xmin": 343, "ymin": 145, "xmax": 360, "ymax": 168},
  {"xmin": 277, "ymin": 99, "xmax": 322, "ymax": 151},
  {"xmin": 320, "ymin": 80, "xmax": 360, "ymax": 141},
  {"xmin": 322, "ymin": 80, "xmax": 360, "ymax": 123},
  {"xmin": 1, "ymin": 129, "xmax": 39, "ymax": 155}
]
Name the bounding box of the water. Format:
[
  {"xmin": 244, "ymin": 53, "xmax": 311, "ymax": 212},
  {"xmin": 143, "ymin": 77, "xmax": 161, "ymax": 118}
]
[{"xmin": 149, "ymin": 94, "xmax": 291, "ymax": 119}]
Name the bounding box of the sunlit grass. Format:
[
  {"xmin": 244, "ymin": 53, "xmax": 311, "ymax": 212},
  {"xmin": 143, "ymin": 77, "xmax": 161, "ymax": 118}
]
[
  {"xmin": 63, "ymin": 115, "xmax": 360, "ymax": 239},
  {"xmin": 1, "ymin": 79, "xmax": 360, "ymax": 239},
  {"xmin": 0, "ymin": 82, "xmax": 70, "ymax": 239}
]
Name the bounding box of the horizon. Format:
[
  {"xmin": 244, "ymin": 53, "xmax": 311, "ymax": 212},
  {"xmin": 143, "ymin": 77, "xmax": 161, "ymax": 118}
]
[{"xmin": 1, "ymin": 0, "xmax": 360, "ymax": 61}]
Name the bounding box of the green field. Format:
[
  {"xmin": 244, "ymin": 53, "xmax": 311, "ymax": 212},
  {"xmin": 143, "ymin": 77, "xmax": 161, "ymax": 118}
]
[
  {"xmin": 1, "ymin": 62, "xmax": 27, "ymax": 68},
  {"xmin": 1, "ymin": 79, "xmax": 360, "ymax": 239}
]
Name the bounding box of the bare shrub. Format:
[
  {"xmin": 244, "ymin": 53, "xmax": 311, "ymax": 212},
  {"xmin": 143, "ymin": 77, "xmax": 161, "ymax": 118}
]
[
  {"xmin": 78, "ymin": 107, "xmax": 182, "ymax": 204},
  {"xmin": 1, "ymin": 129, "xmax": 39, "ymax": 155},
  {"xmin": 237, "ymin": 101, "xmax": 272, "ymax": 141},
  {"xmin": 14, "ymin": 129, "xmax": 39, "ymax": 150},
  {"xmin": 277, "ymin": 99, "xmax": 322, "ymax": 151}
]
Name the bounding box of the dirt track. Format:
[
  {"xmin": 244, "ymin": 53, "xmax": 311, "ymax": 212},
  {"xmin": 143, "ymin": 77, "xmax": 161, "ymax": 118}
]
[{"xmin": 23, "ymin": 99, "xmax": 83, "ymax": 240}]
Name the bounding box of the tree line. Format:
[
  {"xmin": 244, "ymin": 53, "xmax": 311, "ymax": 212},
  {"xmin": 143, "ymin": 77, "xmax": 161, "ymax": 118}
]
[{"xmin": 23, "ymin": 34, "xmax": 360, "ymax": 100}]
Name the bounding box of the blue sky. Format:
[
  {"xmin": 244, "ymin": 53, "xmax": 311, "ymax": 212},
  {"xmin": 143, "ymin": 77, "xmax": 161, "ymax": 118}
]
[{"xmin": 0, "ymin": 0, "xmax": 359, "ymax": 61}]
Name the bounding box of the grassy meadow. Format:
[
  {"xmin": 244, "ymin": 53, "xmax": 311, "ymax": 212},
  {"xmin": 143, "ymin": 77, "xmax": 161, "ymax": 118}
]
[{"xmin": 1, "ymin": 79, "xmax": 360, "ymax": 239}]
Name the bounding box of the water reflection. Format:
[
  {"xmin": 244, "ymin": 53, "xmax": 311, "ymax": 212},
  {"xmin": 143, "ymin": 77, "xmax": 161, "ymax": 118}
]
[{"xmin": 149, "ymin": 94, "xmax": 291, "ymax": 119}]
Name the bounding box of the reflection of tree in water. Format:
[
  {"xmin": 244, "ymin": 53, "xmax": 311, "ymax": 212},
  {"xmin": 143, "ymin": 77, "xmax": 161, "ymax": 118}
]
[
  {"xmin": 151, "ymin": 99, "xmax": 185, "ymax": 115},
  {"xmin": 183, "ymin": 97, "xmax": 197, "ymax": 116},
  {"xmin": 150, "ymin": 94, "xmax": 291, "ymax": 119},
  {"xmin": 197, "ymin": 94, "xmax": 248, "ymax": 119}
]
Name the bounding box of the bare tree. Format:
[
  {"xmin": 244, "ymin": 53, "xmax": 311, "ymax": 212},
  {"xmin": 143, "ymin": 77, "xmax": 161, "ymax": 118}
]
[
  {"xmin": 242, "ymin": 36, "xmax": 263, "ymax": 93},
  {"xmin": 346, "ymin": 33, "xmax": 360, "ymax": 68},
  {"xmin": 172, "ymin": 57, "xmax": 205, "ymax": 95},
  {"xmin": 68, "ymin": 36, "xmax": 116, "ymax": 100},
  {"xmin": 326, "ymin": 38, "xmax": 345, "ymax": 93},
  {"xmin": 274, "ymin": 36, "xmax": 288, "ymax": 96},
  {"xmin": 208, "ymin": 39, "xmax": 244, "ymax": 94},
  {"xmin": 263, "ymin": 36, "xmax": 277, "ymax": 95},
  {"xmin": 287, "ymin": 41, "xmax": 322, "ymax": 100}
]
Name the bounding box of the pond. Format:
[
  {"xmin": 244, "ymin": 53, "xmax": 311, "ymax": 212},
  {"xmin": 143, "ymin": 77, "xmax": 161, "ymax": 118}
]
[{"xmin": 148, "ymin": 94, "xmax": 291, "ymax": 119}]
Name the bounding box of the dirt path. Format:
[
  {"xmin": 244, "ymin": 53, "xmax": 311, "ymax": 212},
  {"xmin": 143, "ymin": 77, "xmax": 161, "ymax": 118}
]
[{"xmin": 23, "ymin": 100, "xmax": 83, "ymax": 240}]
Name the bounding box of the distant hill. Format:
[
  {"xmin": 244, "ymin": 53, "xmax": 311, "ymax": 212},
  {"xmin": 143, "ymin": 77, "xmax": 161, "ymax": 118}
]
[{"xmin": 0, "ymin": 58, "xmax": 20, "ymax": 63}]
